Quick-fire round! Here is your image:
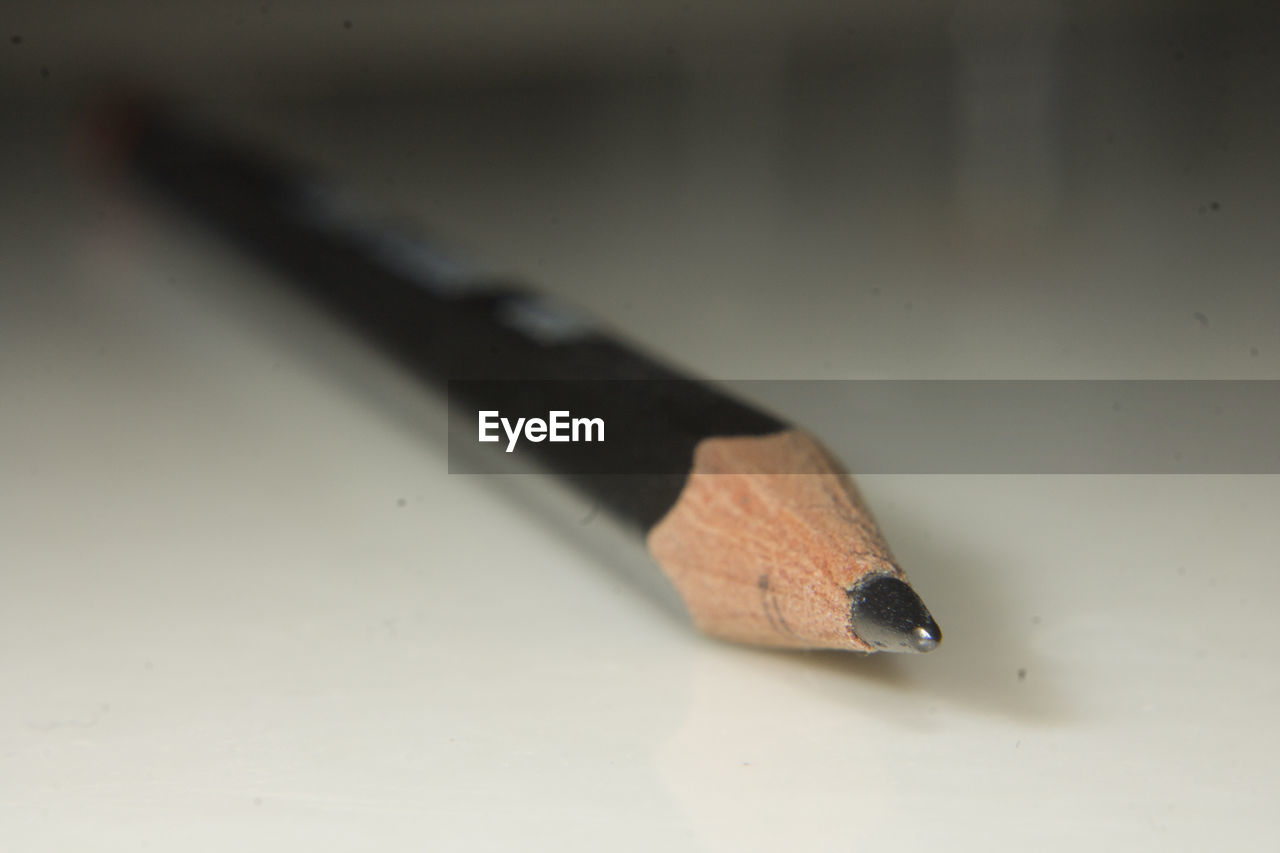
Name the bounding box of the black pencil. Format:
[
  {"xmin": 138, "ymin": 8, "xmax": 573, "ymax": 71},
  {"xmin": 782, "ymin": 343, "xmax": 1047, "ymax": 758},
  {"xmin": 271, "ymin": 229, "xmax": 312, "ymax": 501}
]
[{"xmin": 104, "ymin": 105, "xmax": 941, "ymax": 654}]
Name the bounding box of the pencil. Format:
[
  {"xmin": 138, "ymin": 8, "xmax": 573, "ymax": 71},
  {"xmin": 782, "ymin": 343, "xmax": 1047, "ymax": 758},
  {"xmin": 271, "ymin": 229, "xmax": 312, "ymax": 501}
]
[{"xmin": 105, "ymin": 105, "xmax": 942, "ymax": 654}]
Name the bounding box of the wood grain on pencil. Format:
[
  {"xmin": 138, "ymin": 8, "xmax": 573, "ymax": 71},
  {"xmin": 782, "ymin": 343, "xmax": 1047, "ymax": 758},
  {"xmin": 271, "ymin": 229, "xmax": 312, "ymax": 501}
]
[{"xmin": 649, "ymin": 429, "xmax": 914, "ymax": 652}]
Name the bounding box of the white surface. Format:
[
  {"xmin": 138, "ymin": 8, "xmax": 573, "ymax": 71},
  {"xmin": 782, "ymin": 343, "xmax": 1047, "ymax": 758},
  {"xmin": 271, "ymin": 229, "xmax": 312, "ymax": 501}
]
[{"xmin": 3, "ymin": 57, "xmax": 1279, "ymax": 852}]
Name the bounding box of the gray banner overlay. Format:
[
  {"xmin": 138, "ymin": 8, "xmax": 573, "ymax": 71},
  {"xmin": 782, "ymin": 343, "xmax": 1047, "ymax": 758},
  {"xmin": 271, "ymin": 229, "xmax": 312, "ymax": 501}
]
[{"xmin": 447, "ymin": 380, "xmax": 1280, "ymax": 474}]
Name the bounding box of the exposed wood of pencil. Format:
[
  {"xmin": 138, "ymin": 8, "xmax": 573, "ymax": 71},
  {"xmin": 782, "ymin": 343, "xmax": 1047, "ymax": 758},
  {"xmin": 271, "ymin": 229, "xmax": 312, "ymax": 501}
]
[{"xmin": 646, "ymin": 428, "xmax": 908, "ymax": 651}]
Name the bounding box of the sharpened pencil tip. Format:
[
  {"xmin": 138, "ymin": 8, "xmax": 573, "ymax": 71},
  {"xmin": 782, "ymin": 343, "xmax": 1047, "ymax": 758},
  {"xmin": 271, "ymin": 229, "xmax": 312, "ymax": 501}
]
[
  {"xmin": 847, "ymin": 574, "xmax": 942, "ymax": 653},
  {"xmin": 910, "ymin": 624, "xmax": 941, "ymax": 653}
]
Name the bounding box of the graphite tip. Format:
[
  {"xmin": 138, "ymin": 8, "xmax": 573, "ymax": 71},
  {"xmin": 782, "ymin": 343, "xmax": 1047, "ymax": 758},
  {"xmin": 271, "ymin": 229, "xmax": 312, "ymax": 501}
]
[{"xmin": 847, "ymin": 574, "xmax": 942, "ymax": 653}]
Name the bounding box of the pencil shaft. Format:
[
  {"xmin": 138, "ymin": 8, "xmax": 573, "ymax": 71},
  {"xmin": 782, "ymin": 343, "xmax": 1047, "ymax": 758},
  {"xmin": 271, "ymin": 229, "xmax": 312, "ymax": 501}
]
[{"xmin": 128, "ymin": 116, "xmax": 783, "ymax": 530}]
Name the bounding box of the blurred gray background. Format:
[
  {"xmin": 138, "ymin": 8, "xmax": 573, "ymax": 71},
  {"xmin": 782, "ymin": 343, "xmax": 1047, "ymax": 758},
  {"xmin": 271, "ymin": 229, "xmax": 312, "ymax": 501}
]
[{"xmin": 4, "ymin": 0, "xmax": 1278, "ymax": 380}]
